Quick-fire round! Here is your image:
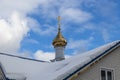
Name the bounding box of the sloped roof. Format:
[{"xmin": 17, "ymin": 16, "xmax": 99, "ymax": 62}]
[{"xmin": 0, "ymin": 40, "xmax": 120, "ymax": 80}]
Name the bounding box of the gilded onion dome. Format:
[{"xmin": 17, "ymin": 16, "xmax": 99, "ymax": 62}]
[{"xmin": 52, "ymin": 16, "xmax": 67, "ymax": 47}]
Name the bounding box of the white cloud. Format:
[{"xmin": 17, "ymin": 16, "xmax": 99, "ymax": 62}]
[
  {"xmin": 36, "ymin": 0, "xmax": 83, "ymax": 18},
  {"xmin": 0, "ymin": 0, "xmax": 48, "ymax": 18},
  {"xmin": 27, "ymin": 18, "xmax": 56, "ymax": 36},
  {"xmin": 24, "ymin": 38, "xmax": 39, "ymax": 44},
  {"xmin": 10, "ymin": 0, "xmax": 93, "ymax": 37},
  {"xmin": 32, "ymin": 25, "xmax": 56, "ymax": 36},
  {"xmin": 60, "ymin": 8, "xmax": 93, "ymax": 23},
  {"xmin": 67, "ymin": 37, "xmax": 93, "ymax": 49},
  {"xmin": 0, "ymin": 0, "xmax": 51, "ymax": 54},
  {"xmin": 0, "ymin": 0, "xmax": 49, "ymax": 54},
  {"xmin": 0, "ymin": 12, "xmax": 29, "ymax": 54},
  {"xmin": 75, "ymin": 23, "xmax": 95, "ymax": 33},
  {"xmin": 34, "ymin": 50, "xmax": 71, "ymax": 61},
  {"xmin": 67, "ymin": 37, "xmax": 94, "ymax": 54},
  {"xmin": 102, "ymin": 29, "xmax": 110, "ymax": 43},
  {"xmin": 84, "ymin": 23, "xmax": 95, "ymax": 30},
  {"xmin": 34, "ymin": 50, "xmax": 55, "ymax": 61},
  {"xmin": 29, "ymin": 0, "xmax": 93, "ymax": 24}
]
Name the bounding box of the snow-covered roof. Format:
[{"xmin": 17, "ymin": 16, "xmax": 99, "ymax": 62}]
[{"xmin": 0, "ymin": 40, "xmax": 120, "ymax": 80}]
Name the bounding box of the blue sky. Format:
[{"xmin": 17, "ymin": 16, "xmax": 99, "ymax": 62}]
[{"xmin": 0, "ymin": 0, "xmax": 120, "ymax": 61}]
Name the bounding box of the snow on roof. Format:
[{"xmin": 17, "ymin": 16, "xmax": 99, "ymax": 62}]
[
  {"xmin": 6, "ymin": 73, "xmax": 26, "ymax": 80},
  {"xmin": 0, "ymin": 40, "xmax": 120, "ymax": 80}
]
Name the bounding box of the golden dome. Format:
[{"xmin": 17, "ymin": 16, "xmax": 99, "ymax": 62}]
[
  {"xmin": 52, "ymin": 16, "xmax": 67, "ymax": 47},
  {"xmin": 52, "ymin": 28, "xmax": 67, "ymax": 47}
]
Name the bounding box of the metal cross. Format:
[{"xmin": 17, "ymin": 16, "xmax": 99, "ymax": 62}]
[{"xmin": 58, "ymin": 16, "xmax": 61, "ymax": 30}]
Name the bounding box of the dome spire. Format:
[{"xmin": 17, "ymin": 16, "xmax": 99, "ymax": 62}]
[
  {"xmin": 58, "ymin": 16, "xmax": 61, "ymax": 31},
  {"xmin": 52, "ymin": 16, "xmax": 67, "ymax": 47}
]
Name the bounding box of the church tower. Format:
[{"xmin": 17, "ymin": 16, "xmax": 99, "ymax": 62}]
[{"xmin": 52, "ymin": 16, "xmax": 67, "ymax": 61}]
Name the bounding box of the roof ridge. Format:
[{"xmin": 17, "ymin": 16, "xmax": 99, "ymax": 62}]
[{"xmin": 0, "ymin": 53, "xmax": 46, "ymax": 62}]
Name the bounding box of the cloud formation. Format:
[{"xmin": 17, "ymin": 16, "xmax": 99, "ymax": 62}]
[
  {"xmin": 0, "ymin": 12, "xmax": 29, "ymax": 54},
  {"xmin": 102, "ymin": 29, "xmax": 110, "ymax": 43},
  {"xmin": 0, "ymin": 0, "xmax": 44, "ymax": 18},
  {"xmin": 61, "ymin": 8, "xmax": 92, "ymax": 23},
  {"xmin": 67, "ymin": 37, "xmax": 94, "ymax": 54},
  {"xmin": 34, "ymin": 50, "xmax": 55, "ymax": 61}
]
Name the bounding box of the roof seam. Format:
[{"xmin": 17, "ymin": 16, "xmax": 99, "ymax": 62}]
[{"xmin": 0, "ymin": 53, "xmax": 46, "ymax": 62}]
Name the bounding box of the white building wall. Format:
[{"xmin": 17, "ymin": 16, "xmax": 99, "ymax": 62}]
[{"xmin": 75, "ymin": 46, "xmax": 120, "ymax": 80}]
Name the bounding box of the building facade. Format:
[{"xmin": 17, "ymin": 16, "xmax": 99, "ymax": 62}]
[{"xmin": 66, "ymin": 42, "xmax": 120, "ymax": 80}]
